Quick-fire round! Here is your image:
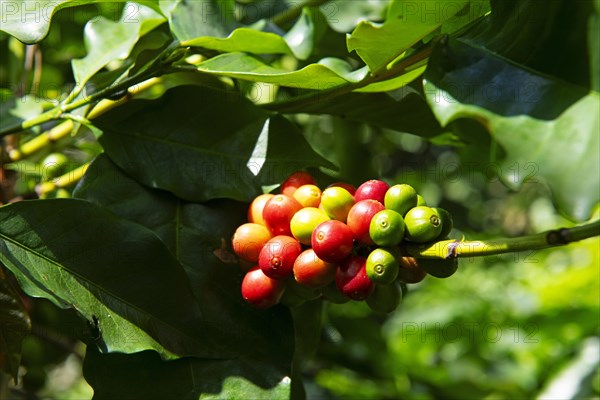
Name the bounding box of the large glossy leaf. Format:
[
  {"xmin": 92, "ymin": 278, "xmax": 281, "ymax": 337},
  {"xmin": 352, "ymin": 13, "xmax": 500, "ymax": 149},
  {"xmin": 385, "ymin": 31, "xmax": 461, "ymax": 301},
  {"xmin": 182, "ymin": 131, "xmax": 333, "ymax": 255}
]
[
  {"xmin": 266, "ymin": 81, "xmax": 443, "ymax": 138},
  {"xmin": 94, "ymin": 85, "xmax": 333, "ymax": 201},
  {"xmin": 74, "ymin": 154, "xmax": 294, "ymax": 398},
  {"xmin": 0, "ymin": 199, "xmax": 233, "ymax": 359},
  {"xmin": 71, "ymin": 3, "xmax": 165, "ymax": 89},
  {"xmin": 347, "ymin": 0, "xmax": 469, "ymax": 71},
  {"xmin": 196, "ymin": 53, "xmax": 368, "ymax": 89},
  {"xmin": 0, "ymin": 268, "xmax": 31, "ymax": 381},
  {"xmin": 424, "ymin": 38, "xmax": 599, "ymax": 220},
  {"xmin": 459, "ymin": 0, "xmax": 594, "ymax": 89},
  {"xmin": 83, "ymin": 348, "xmax": 291, "ymax": 400}
]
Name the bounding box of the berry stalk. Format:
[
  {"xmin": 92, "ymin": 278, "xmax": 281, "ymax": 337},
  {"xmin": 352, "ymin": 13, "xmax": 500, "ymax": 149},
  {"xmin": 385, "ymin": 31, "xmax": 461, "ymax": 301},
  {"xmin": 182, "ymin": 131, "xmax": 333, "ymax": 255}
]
[{"xmin": 405, "ymin": 220, "xmax": 600, "ymax": 259}]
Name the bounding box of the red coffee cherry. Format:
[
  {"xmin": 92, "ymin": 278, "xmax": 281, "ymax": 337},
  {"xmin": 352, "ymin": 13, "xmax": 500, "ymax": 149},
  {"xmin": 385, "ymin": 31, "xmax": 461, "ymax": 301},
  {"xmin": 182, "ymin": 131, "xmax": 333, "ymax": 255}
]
[
  {"xmin": 241, "ymin": 266, "xmax": 285, "ymax": 308},
  {"xmin": 311, "ymin": 220, "xmax": 354, "ymax": 263},
  {"xmin": 354, "ymin": 180, "xmax": 390, "ymax": 204},
  {"xmin": 346, "ymin": 199, "xmax": 385, "ymax": 244},
  {"xmin": 336, "ymin": 256, "xmax": 374, "ymax": 300},
  {"xmin": 262, "ymin": 194, "xmax": 303, "ymax": 236},
  {"xmin": 293, "ymin": 249, "xmax": 337, "ymax": 288},
  {"xmin": 280, "ymin": 171, "xmax": 316, "ymax": 197},
  {"xmin": 258, "ymin": 235, "xmax": 302, "ymax": 279}
]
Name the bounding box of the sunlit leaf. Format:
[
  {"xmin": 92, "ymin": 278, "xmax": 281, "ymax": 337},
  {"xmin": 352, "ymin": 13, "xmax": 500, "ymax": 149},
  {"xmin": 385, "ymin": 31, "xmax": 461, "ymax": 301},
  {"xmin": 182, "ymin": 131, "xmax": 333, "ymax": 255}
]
[
  {"xmin": 183, "ymin": 28, "xmax": 293, "ymax": 55},
  {"xmin": 71, "ymin": 3, "xmax": 165, "ymax": 89},
  {"xmin": 196, "ymin": 53, "xmax": 367, "ymax": 89},
  {"xmin": 347, "ymin": 0, "xmax": 469, "ymax": 71}
]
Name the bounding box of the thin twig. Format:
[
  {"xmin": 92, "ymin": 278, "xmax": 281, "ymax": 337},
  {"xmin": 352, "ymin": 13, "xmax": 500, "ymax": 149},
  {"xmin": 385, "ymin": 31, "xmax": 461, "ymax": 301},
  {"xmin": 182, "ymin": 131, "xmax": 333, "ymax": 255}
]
[{"xmin": 405, "ymin": 220, "xmax": 600, "ymax": 259}]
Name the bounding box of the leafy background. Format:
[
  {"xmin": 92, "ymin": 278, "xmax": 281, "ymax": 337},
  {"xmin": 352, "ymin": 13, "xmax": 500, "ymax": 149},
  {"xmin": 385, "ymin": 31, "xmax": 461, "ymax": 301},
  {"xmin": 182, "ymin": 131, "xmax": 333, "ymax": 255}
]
[{"xmin": 0, "ymin": 0, "xmax": 598, "ymax": 398}]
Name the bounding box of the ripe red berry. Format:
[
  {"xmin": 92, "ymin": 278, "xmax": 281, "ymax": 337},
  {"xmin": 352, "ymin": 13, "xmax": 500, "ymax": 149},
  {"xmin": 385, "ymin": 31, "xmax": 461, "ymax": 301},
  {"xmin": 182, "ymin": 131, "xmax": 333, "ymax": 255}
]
[
  {"xmin": 293, "ymin": 249, "xmax": 337, "ymax": 288},
  {"xmin": 232, "ymin": 223, "xmax": 272, "ymax": 262},
  {"xmin": 241, "ymin": 266, "xmax": 285, "ymax": 308},
  {"xmin": 346, "ymin": 199, "xmax": 385, "ymax": 244},
  {"xmin": 258, "ymin": 235, "xmax": 302, "ymax": 279},
  {"xmin": 336, "ymin": 256, "xmax": 374, "ymax": 300},
  {"xmin": 311, "ymin": 220, "xmax": 354, "ymax": 263},
  {"xmin": 354, "ymin": 180, "xmax": 390, "ymax": 204},
  {"xmin": 262, "ymin": 194, "xmax": 303, "ymax": 236},
  {"xmin": 280, "ymin": 171, "xmax": 316, "ymax": 197}
]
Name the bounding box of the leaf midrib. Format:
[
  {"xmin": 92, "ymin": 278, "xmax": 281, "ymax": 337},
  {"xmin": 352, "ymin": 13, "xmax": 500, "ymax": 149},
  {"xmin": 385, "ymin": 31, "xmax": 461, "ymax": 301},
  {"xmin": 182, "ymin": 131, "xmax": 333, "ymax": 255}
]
[{"xmin": 0, "ymin": 218, "xmax": 205, "ymax": 351}]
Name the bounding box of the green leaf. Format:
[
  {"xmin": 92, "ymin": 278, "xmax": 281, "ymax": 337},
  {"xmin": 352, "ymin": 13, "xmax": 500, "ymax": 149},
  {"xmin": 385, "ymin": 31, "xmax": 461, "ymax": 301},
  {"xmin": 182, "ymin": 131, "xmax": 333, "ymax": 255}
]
[
  {"xmin": 0, "ymin": 269, "xmax": 31, "ymax": 382},
  {"xmin": 94, "ymin": 85, "xmax": 333, "ymax": 201},
  {"xmin": 0, "ymin": 0, "xmax": 99, "ymax": 43},
  {"xmin": 439, "ymin": 0, "xmax": 491, "ymax": 35},
  {"xmin": 0, "ymin": 199, "xmax": 233, "ymax": 359},
  {"xmin": 74, "ymin": 154, "xmax": 295, "ymax": 398},
  {"xmin": 459, "ymin": 0, "xmax": 593, "ymax": 89},
  {"xmin": 0, "ymin": 94, "xmax": 44, "ymax": 135},
  {"xmin": 83, "ymin": 348, "xmax": 291, "ymax": 400},
  {"xmin": 182, "ymin": 7, "xmax": 320, "ymax": 60},
  {"xmin": 354, "ymin": 64, "xmax": 426, "ymax": 93},
  {"xmin": 162, "ymin": 0, "xmax": 235, "ymax": 42},
  {"xmin": 267, "ymin": 82, "xmax": 443, "ymax": 138},
  {"xmin": 196, "ymin": 53, "xmax": 367, "ymax": 89},
  {"xmin": 283, "ymin": 7, "xmax": 319, "ymax": 60},
  {"xmin": 183, "ymin": 28, "xmax": 293, "ymax": 55},
  {"xmin": 424, "ymin": 38, "xmax": 599, "ymax": 220},
  {"xmin": 320, "ymin": 0, "xmax": 389, "ymax": 33},
  {"xmin": 71, "ymin": 3, "xmax": 165, "ymax": 89},
  {"xmin": 347, "ymin": 0, "xmax": 469, "ymax": 71}
]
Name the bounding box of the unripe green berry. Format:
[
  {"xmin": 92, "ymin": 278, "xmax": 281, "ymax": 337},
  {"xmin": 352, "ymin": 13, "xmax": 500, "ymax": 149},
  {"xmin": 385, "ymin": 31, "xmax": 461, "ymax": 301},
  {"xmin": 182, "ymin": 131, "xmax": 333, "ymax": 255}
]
[
  {"xmin": 384, "ymin": 184, "xmax": 417, "ymax": 216},
  {"xmin": 433, "ymin": 207, "xmax": 453, "ymax": 239},
  {"xmin": 366, "ymin": 282, "xmax": 402, "ymax": 314},
  {"xmin": 404, "ymin": 206, "xmax": 442, "ymax": 243},
  {"xmin": 366, "ymin": 247, "xmax": 400, "ymax": 284}
]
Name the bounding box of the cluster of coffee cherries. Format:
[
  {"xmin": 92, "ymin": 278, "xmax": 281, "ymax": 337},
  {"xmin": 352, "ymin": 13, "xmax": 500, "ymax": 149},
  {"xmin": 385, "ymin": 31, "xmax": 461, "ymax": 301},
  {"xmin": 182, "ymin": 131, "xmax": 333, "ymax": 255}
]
[{"xmin": 232, "ymin": 172, "xmax": 457, "ymax": 313}]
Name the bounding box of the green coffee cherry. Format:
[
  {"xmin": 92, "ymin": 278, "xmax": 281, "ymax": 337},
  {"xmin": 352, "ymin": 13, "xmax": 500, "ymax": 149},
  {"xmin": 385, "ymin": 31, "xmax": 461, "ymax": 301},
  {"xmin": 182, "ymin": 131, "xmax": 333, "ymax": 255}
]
[
  {"xmin": 404, "ymin": 206, "xmax": 442, "ymax": 243},
  {"xmin": 384, "ymin": 184, "xmax": 417, "ymax": 216},
  {"xmin": 418, "ymin": 258, "xmax": 458, "ymax": 278},
  {"xmin": 366, "ymin": 282, "xmax": 402, "ymax": 314},
  {"xmin": 369, "ymin": 209, "xmax": 405, "ymax": 246},
  {"xmin": 416, "ymin": 194, "xmax": 427, "ymax": 207},
  {"xmin": 366, "ymin": 247, "xmax": 400, "ymax": 284},
  {"xmin": 433, "ymin": 207, "xmax": 453, "ymax": 239}
]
